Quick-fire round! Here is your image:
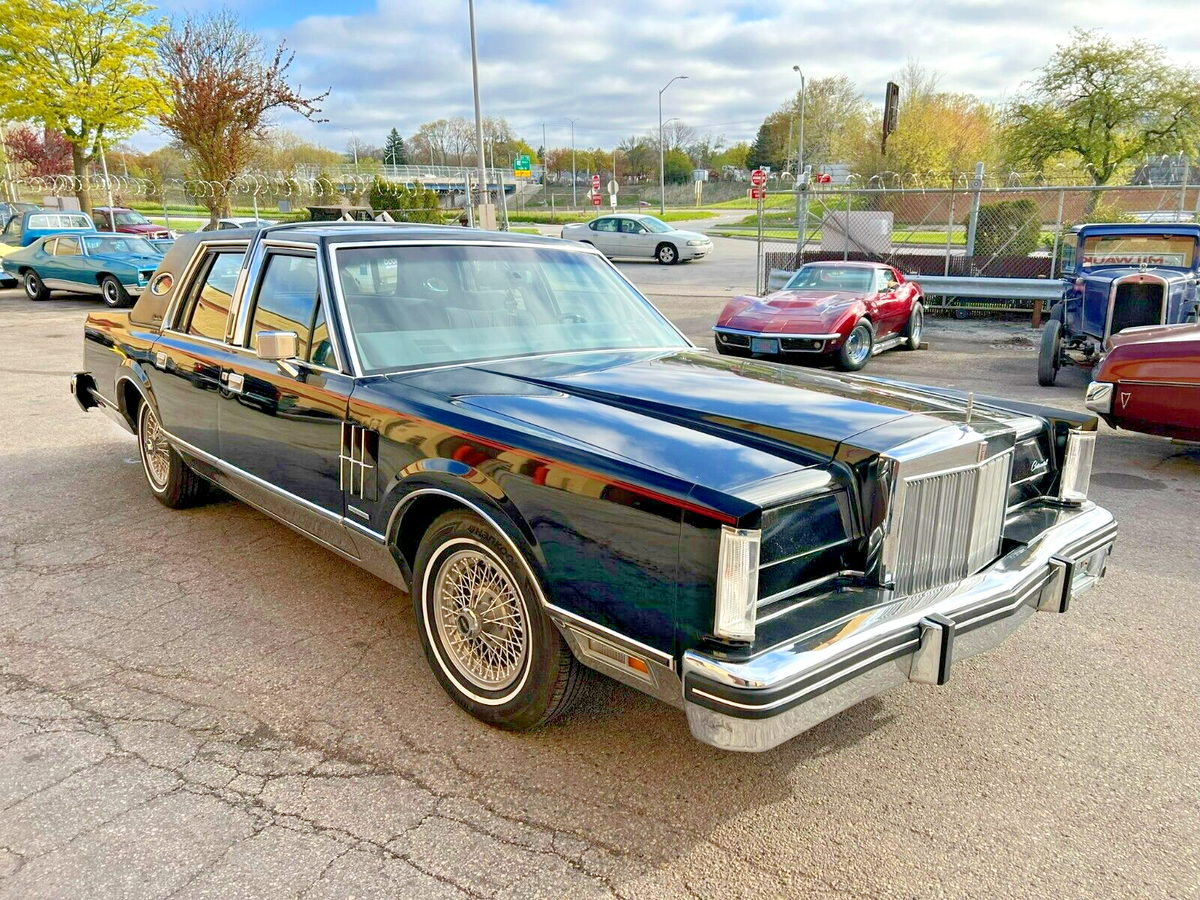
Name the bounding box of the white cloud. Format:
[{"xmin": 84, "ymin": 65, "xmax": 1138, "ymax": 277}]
[{"xmin": 139, "ymin": 0, "xmax": 1200, "ymax": 152}]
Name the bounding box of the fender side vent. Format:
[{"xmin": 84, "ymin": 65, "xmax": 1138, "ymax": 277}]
[{"xmin": 340, "ymin": 422, "xmax": 378, "ymax": 501}]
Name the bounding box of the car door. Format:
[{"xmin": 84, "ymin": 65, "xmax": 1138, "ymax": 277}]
[
  {"xmin": 150, "ymin": 245, "xmax": 247, "ymax": 456},
  {"xmin": 873, "ymin": 267, "xmax": 907, "ymax": 335},
  {"xmin": 218, "ymin": 247, "xmax": 355, "ymax": 538},
  {"xmin": 588, "ymin": 217, "xmax": 620, "ymax": 255},
  {"xmin": 616, "ymin": 218, "xmax": 653, "ymax": 258}
]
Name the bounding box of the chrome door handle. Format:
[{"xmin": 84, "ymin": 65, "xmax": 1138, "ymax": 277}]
[{"xmin": 225, "ymin": 372, "xmax": 244, "ymax": 394}]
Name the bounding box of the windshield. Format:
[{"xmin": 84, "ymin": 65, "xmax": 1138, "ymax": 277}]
[
  {"xmin": 113, "ymin": 211, "xmax": 152, "ymax": 226},
  {"xmin": 335, "ymin": 244, "xmax": 688, "ymax": 373},
  {"xmin": 785, "ymin": 265, "xmax": 874, "ymax": 292},
  {"xmin": 637, "ymin": 217, "xmax": 673, "ymax": 233},
  {"xmin": 83, "ymin": 236, "xmax": 158, "ymax": 256},
  {"xmin": 1081, "ymin": 234, "xmax": 1195, "ymax": 269}
]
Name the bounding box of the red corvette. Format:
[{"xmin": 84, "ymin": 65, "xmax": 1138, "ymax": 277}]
[
  {"xmin": 713, "ymin": 261, "xmax": 924, "ymax": 371},
  {"xmin": 1085, "ymin": 323, "xmax": 1200, "ymax": 442}
]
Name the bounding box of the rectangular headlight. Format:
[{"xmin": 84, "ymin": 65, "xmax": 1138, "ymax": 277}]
[
  {"xmin": 714, "ymin": 526, "xmax": 760, "ymax": 641},
  {"xmin": 1058, "ymin": 429, "xmax": 1095, "ymax": 504}
]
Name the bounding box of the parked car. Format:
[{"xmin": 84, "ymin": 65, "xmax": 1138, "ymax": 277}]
[
  {"xmin": 92, "ymin": 206, "xmax": 171, "ymax": 240},
  {"xmin": 1, "ymin": 232, "xmax": 163, "ymax": 307},
  {"xmin": 0, "ymin": 200, "xmax": 41, "ymax": 229},
  {"xmin": 147, "ymin": 237, "xmax": 176, "ymax": 255},
  {"xmin": 1086, "ymin": 323, "xmax": 1200, "ymax": 442},
  {"xmin": 713, "ymin": 261, "xmax": 924, "ymax": 371},
  {"xmin": 1, "ymin": 209, "xmax": 95, "ymax": 248},
  {"xmin": 71, "ymin": 222, "xmax": 1117, "ymax": 752},
  {"xmin": 561, "ymin": 213, "xmax": 712, "ymax": 264},
  {"xmin": 198, "ymin": 217, "xmax": 277, "ymax": 232},
  {"xmin": 1039, "ymin": 223, "xmax": 1200, "ymax": 385}
]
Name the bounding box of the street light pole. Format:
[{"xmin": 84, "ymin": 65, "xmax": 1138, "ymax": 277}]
[
  {"xmin": 468, "ymin": 0, "xmax": 489, "ymax": 228},
  {"xmin": 658, "ymin": 75, "xmax": 687, "ymax": 215},
  {"xmin": 566, "ymin": 117, "xmax": 579, "ymax": 208},
  {"xmin": 793, "ymin": 66, "xmax": 806, "ymax": 261}
]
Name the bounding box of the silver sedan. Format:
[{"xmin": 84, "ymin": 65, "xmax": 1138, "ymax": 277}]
[{"xmin": 561, "ymin": 214, "xmax": 712, "ymax": 264}]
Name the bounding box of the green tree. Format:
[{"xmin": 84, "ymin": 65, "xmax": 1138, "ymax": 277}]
[
  {"xmin": 0, "ymin": 0, "xmax": 167, "ymax": 213},
  {"xmin": 970, "ymin": 199, "xmax": 1040, "ymax": 260},
  {"xmin": 663, "ymin": 148, "xmax": 691, "ymax": 183},
  {"xmin": 384, "ymin": 128, "xmax": 407, "ymax": 166},
  {"xmin": 746, "ymin": 122, "xmax": 774, "ymax": 170},
  {"xmin": 368, "ymin": 177, "xmax": 442, "ymax": 223},
  {"xmin": 1005, "ymin": 29, "xmax": 1200, "ymax": 186}
]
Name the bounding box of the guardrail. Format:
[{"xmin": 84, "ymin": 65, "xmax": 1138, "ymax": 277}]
[{"xmin": 766, "ymin": 269, "xmax": 1060, "ymax": 324}]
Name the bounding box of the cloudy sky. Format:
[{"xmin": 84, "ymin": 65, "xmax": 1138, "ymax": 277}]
[{"xmin": 145, "ymin": 0, "xmax": 1200, "ymax": 153}]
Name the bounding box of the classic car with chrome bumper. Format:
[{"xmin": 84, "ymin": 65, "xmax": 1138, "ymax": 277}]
[{"xmin": 683, "ymin": 501, "xmax": 1115, "ymax": 751}]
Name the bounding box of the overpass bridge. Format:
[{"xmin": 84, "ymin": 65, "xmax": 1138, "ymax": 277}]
[{"xmin": 295, "ymin": 163, "xmax": 545, "ymax": 196}]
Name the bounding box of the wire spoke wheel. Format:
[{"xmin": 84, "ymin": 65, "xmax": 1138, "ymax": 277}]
[
  {"xmin": 433, "ymin": 548, "xmax": 528, "ymax": 691},
  {"xmin": 138, "ymin": 404, "xmax": 170, "ymax": 490}
]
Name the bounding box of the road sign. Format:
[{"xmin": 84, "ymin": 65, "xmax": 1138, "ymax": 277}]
[
  {"xmin": 591, "ymin": 193, "xmax": 602, "ymax": 207},
  {"xmin": 607, "ymin": 180, "xmax": 618, "ymax": 195},
  {"xmin": 591, "ymin": 174, "xmax": 601, "ymax": 191},
  {"xmin": 751, "ymin": 169, "xmax": 767, "ymax": 187},
  {"xmin": 512, "ymin": 154, "xmax": 531, "ymax": 178},
  {"xmin": 750, "ymin": 187, "xmax": 766, "ymax": 201},
  {"xmin": 609, "ymin": 194, "xmax": 617, "ymax": 209}
]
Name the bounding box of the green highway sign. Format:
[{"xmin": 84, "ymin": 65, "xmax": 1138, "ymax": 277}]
[{"xmin": 513, "ymin": 154, "xmax": 532, "ymax": 178}]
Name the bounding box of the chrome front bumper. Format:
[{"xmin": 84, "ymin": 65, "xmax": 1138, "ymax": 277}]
[{"xmin": 682, "ymin": 501, "xmax": 1117, "ymax": 752}]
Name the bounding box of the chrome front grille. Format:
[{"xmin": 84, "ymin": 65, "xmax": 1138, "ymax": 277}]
[{"xmin": 891, "ymin": 450, "xmax": 1013, "ymax": 596}]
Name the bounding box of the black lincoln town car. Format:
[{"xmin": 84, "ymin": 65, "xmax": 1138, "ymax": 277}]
[{"xmin": 71, "ymin": 223, "xmax": 1118, "ymax": 751}]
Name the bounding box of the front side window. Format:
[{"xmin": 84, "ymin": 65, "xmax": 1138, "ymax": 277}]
[
  {"xmin": 785, "ymin": 265, "xmax": 874, "ymax": 293},
  {"xmin": 4, "ymin": 217, "xmax": 22, "ymax": 241},
  {"xmin": 248, "ymin": 254, "xmax": 319, "ymax": 354},
  {"xmin": 618, "ymin": 219, "xmax": 645, "ymax": 234},
  {"xmin": 1059, "ymin": 235, "xmax": 1077, "ymax": 276},
  {"xmin": 336, "ymin": 243, "xmax": 688, "ymax": 373},
  {"xmin": 54, "ymin": 237, "xmax": 79, "ymax": 257},
  {"xmin": 180, "ymin": 250, "xmax": 245, "ymax": 341}
]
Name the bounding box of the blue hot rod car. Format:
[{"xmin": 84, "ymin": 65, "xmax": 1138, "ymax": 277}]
[
  {"xmin": 71, "ymin": 223, "xmax": 1117, "ymax": 752},
  {"xmin": 1039, "ymin": 223, "xmax": 1200, "ymax": 385},
  {"xmin": 1, "ymin": 232, "xmax": 164, "ymax": 307}
]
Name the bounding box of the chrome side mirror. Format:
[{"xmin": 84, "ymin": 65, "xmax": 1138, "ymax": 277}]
[{"xmin": 255, "ymin": 331, "xmax": 301, "ymax": 377}]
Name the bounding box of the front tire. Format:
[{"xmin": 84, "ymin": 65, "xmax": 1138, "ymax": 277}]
[
  {"xmin": 836, "ymin": 322, "xmax": 873, "ymax": 371},
  {"xmin": 656, "ymin": 243, "xmax": 678, "ymax": 265},
  {"xmin": 137, "ymin": 401, "xmax": 209, "ymax": 508},
  {"xmin": 24, "ymin": 270, "xmax": 49, "ymax": 301},
  {"xmin": 902, "ymin": 302, "xmax": 924, "ymax": 350},
  {"xmin": 1038, "ymin": 319, "xmax": 1062, "ymax": 387},
  {"xmin": 100, "ymin": 275, "xmax": 132, "ymax": 308},
  {"xmin": 413, "ymin": 510, "xmax": 586, "ymax": 731}
]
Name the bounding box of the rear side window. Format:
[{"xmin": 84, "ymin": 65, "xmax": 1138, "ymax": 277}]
[
  {"xmin": 591, "ymin": 218, "xmax": 617, "ymax": 233},
  {"xmin": 54, "ymin": 237, "xmax": 79, "ymax": 257},
  {"xmin": 248, "ymin": 254, "xmax": 319, "ymax": 355},
  {"xmin": 179, "ymin": 250, "xmax": 245, "ymax": 341}
]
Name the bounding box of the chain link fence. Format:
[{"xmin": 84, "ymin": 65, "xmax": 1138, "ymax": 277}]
[{"xmin": 755, "ymin": 182, "xmax": 1200, "ymax": 307}]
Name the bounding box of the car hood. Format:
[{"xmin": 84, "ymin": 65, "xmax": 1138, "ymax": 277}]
[
  {"xmin": 720, "ymin": 290, "xmax": 862, "ymax": 329},
  {"xmin": 1106, "ymin": 322, "xmax": 1200, "ymax": 349},
  {"xmin": 89, "ymin": 252, "xmax": 163, "ymax": 267},
  {"xmin": 120, "ymin": 223, "xmax": 165, "ymax": 235},
  {"xmin": 389, "ymin": 349, "xmax": 1024, "ymax": 502},
  {"xmin": 1081, "ymin": 266, "xmax": 1192, "ymax": 284},
  {"xmin": 665, "ymin": 229, "xmax": 709, "ymax": 242}
]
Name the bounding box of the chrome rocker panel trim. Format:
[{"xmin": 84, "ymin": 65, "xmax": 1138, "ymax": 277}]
[{"xmin": 681, "ymin": 501, "xmax": 1117, "ymax": 752}]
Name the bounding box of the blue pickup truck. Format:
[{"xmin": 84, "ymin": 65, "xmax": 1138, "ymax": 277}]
[{"xmin": 1039, "ymin": 223, "xmax": 1200, "ymax": 385}]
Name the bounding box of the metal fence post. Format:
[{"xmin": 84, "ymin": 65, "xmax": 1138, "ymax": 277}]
[
  {"xmin": 964, "ymin": 162, "xmax": 984, "ymax": 266},
  {"xmin": 797, "ymin": 176, "xmax": 809, "ymax": 268},
  {"xmin": 1179, "ymin": 160, "xmax": 1190, "ymax": 220},
  {"xmin": 843, "ymin": 192, "xmax": 851, "ymax": 262},
  {"xmin": 756, "ymin": 191, "xmax": 765, "ymax": 295},
  {"xmin": 943, "ymin": 190, "xmax": 956, "ymax": 276}
]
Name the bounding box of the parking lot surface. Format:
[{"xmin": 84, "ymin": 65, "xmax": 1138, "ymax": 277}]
[{"xmin": 1, "ymin": 248, "xmax": 1197, "ymax": 899}]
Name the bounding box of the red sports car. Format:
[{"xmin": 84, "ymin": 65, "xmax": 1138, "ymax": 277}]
[
  {"xmin": 1085, "ymin": 323, "xmax": 1200, "ymax": 442},
  {"xmin": 713, "ymin": 261, "xmax": 924, "ymax": 371}
]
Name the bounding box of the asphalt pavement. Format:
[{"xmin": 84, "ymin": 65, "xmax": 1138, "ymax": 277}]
[{"xmin": 0, "ymin": 242, "xmax": 1197, "ymax": 899}]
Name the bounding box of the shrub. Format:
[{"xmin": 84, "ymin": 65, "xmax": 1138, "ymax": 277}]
[
  {"xmin": 970, "ymin": 199, "xmax": 1040, "ymax": 259},
  {"xmin": 368, "ymin": 177, "xmax": 443, "ymax": 224}
]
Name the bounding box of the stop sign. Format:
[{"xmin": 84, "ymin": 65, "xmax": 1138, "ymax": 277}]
[{"xmin": 750, "ymin": 169, "xmax": 767, "ymax": 187}]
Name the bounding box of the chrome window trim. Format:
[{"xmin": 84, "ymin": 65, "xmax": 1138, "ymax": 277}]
[
  {"xmin": 162, "ymin": 239, "xmax": 249, "ymax": 334},
  {"xmin": 713, "ymin": 326, "xmax": 842, "ymax": 340},
  {"xmin": 325, "ymin": 237, "xmax": 694, "ymax": 379},
  {"xmin": 1105, "ymin": 273, "xmax": 1169, "ymax": 339}
]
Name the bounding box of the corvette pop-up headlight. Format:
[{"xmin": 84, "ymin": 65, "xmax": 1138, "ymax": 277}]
[
  {"xmin": 714, "ymin": 526, "xmax": 760, "ymax": 642},
  {"xmin": 1058, "ymin": 429, "xmax": 1096, "ymax": 504}
]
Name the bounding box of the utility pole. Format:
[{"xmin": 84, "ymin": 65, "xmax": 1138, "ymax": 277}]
[
  {"xmin": 98, "ymin": 138, "xmax": 115, "ymax": 215},
  {"xmin": 566, "ymin": 117, "xmax": 578, "ymax": 208},
  {"xmin": 792, "ymin": 66, "xmax": 805, "ymax": 261},
  {"xmin": 541, "ymin": 122, "xmax": 548, "ymax": 203},
  {"xmin": 658, "ymin": 75, "xmax": 687, "ymax": 215},
  {"xmin": 468, "ymin": 0, "xmax": 490, "ymax": 228}
]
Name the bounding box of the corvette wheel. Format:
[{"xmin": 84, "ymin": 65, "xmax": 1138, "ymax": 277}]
[
  {"xmin": 836, "ymin": 322, "xmax": 873, "ymax": 371},
  {"xmin": 24, "ymin": 270, "xmax": 49, "ymax": 301},
  {"xmin": 903, "ymin": 303, "xmax": 923, "ymax": 350},
  {"xmin": 101, "ymin": 275, "xmax": 132, "ymax": 308},
  {"xmin": 137, "ymin": 401, "xmax": 209, "ymax": 508},
  {"xmin": 414, "ymin": 509, "xmax": 587, "ymax": 730}
]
